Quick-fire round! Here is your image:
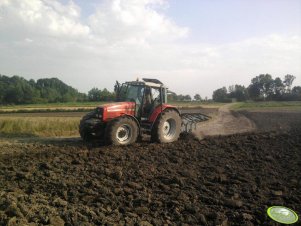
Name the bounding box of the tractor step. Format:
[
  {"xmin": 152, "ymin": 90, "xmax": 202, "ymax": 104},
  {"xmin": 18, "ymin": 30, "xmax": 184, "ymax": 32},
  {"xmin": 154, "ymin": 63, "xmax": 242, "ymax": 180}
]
[
  {"xmin": 181, "ymin": 113, "xmax": 211, "ymax": 132},
  {"xmin": 140, "ymin": 121, "xmax": 152, "ymax": 133}
]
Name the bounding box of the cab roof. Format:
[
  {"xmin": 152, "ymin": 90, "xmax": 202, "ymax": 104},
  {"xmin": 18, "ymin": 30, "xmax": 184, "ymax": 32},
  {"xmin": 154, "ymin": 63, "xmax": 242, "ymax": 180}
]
[{"xmin": 125, "ymin": 78, "xmax": 166, "ymax": 88}]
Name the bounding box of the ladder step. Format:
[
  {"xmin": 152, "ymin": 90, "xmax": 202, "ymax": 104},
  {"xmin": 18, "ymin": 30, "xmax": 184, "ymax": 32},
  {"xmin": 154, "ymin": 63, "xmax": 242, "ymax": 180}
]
[{"xmin": 140, "ymin": 122, "xmax": 152, "ymax": 131}]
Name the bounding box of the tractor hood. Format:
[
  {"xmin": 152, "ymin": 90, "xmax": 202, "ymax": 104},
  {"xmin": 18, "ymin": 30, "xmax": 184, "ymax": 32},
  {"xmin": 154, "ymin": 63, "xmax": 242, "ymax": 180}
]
[{"xmin": 99, "ymin": 102, "xmax": 136, "ymax": 121}]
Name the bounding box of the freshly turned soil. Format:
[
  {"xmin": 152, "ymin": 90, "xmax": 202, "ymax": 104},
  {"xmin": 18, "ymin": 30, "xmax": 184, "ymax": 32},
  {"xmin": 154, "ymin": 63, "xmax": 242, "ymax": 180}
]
[
  {"xmin": 239, "ymin": 110, "xmax": 301, "ymax": 132},
  {"xmin": 0, "ymin": 129, "xmax": 300, "ymax": 225}
]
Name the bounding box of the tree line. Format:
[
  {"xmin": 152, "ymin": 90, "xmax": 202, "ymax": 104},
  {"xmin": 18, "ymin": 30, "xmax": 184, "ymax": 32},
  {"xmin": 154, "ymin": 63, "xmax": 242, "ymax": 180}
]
[
  {"xmin": 212, "ymin": 74, "xmax": 301, "ymax": 102},
  {"xmin": 1, "ymin": 73, "xmax": 300, "ymax": 105},
  {"xmin": 88, "ymin": 87, "xmax": 204, "ymax": 102},
  {"xmin": 0, "ymin": 74, "xmax": 119, "ymax": 104},
  {"xmin": 0, "ymin": 75, "xmax": 86, "ymax": 104},
  {"xmin": 0, "ymin": 74, "xmax": 205, "ymax": 104},
  {"xmin": 167, "ymin": 92, "xmax": 207, "ymax": 102}
]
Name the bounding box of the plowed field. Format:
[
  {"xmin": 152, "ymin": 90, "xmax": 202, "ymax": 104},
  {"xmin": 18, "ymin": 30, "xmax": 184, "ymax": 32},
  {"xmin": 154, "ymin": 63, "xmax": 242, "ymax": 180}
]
[{"xmin": 1, "ymin": 128, "xmax": 300, "ymax": 225}]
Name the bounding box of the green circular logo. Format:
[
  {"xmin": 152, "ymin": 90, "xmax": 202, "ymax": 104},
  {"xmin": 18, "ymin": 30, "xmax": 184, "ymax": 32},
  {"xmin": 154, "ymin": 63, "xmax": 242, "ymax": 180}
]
[{"xmin": 267, "ymin": 206, "xmax": 299, "ymax": 224}]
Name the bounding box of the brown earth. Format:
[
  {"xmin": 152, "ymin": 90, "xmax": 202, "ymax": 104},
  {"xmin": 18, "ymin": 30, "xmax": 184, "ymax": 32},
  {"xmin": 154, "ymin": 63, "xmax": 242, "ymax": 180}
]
[
  {"xmin": 1, "ymin": 108, "xmax": 301, "ymax": 226},
  {"xmin": 0, "ymin": 127, "xmax": 301, "ymax": 226},
  {"xmin": 239, "ymin": 110, "xmax": 301, "ymax": 132},
  {"xmin": 195, "ymin": 104, "xmax": 301, "ymax": 139},
  {"xmin": 194, "ymin": 104, "xmax": 256, "ymax": 139}
]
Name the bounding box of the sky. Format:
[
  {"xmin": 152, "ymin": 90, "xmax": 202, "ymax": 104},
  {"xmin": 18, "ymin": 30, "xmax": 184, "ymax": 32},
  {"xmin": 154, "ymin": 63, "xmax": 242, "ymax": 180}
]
[{"xmin": 0, "ymin": 0, "xmax": 300, "ymax": 98}]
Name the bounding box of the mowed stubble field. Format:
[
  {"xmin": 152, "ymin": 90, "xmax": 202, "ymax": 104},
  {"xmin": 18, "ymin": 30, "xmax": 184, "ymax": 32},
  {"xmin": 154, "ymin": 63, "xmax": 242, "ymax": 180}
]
[
  {"xmin": 1, "ymin": 101, "xmax": 300, "ymax": 138},
  {"xmin": 0, "ymin": 101, "xmax": 221, "ymax": 138},
  {"xmin": 0, "ymin": 101, "xmax": 301, "ymax": 225}
]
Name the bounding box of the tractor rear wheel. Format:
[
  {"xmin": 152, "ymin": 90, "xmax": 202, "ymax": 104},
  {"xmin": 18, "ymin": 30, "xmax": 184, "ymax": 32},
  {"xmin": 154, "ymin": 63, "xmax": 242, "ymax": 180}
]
[
  {"xmin": 105, "ymin": 117, "xmax": 138, "ymax": 145},
  {"xmin": 151, "ymin": 109, "xmax": 181, "ymax": 143}
]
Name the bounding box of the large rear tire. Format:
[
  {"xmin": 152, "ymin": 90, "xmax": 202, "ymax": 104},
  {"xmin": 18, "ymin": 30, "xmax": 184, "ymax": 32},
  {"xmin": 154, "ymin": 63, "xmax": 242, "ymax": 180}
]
[
  {"xmin": 151, "ymin": 109, "xmax": 181, "ymax": 143},
  {"xmin": 105, "ymin": 117, "xmax": 139, "ymax": 145}
]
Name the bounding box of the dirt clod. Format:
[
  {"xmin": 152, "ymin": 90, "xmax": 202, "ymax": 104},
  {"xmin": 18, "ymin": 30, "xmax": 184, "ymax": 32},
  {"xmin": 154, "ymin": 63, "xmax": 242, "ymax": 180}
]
[
  {"xmin": 53, "ymin": 198, "xmax": 68, "ymax": 207},
  {"xmin": 49, "ymin": 215, "xmax": 65, "ymax": 226},
  {"xmin": 224, "ymin": 199, "xmax": 243, "ymax": 208}
]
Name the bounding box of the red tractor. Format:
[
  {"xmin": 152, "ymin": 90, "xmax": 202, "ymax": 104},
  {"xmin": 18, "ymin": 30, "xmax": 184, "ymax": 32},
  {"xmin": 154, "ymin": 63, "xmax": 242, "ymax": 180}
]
[{"xmin": 79, "ymin": 78, "xmax": 209, "ymax": 145}]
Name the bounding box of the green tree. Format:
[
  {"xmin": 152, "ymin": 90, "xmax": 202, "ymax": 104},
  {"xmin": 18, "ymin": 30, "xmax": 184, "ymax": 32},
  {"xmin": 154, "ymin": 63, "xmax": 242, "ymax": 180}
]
[
  {"xmin": 212, "ymin": 87, "xmax": 230, "ymax": 102},
  {"xmin": 184, "ymin": 95, "xmax": 191, "ymax": 101},
  {"xmin": 283, "ymin": 74, "xmax": 296, "ymax": 93},
  {"xmin": 272, "ymin": 77, "xmax": 285, "ymax": 100},
  {"xmin": 248, "ymin": 74, "xmax": 274, "ymax": 100},
  {"xmin": 4, "ymin": 87, "xmax": 20, "ymax": 104},
  {"xmin": 248, "ymin": 83, "xmax": 260, "ymax": 100},
  {"xmin": 100, "ymin": 88, "xmax": 115, "ymax": 101},
  {"xmin": 194, "ymin": 94, "xmax": 202, "ymax": 101},
  {"xmin": 3, "ymin": 76, "xmax": 27, "ymax": 104},
  {"xmin": 0, "ymin": 74, "xmax": 88, "ymax": 104},
  {"xmin": 0, "ymin": 77, "xmax": 8, "ymax": 104},
  {"xmin": 292, "ymin": 86, "xmax": 301, "ymax": 101},
  {"xmin": 88, "ymin": 88, "xmax": 101, "ymax": 101},
  {"xmin": 228, "ymin": 85, "xmax": 248, "ymax": 101},
  {"xmin": 176, "ymin": 94, "xmax": 184, "ymax": 101}
]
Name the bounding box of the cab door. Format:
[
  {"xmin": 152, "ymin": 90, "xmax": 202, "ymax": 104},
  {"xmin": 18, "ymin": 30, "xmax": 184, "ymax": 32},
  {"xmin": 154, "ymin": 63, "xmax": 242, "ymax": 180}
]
[{"xmin": 141, "ymin": 86, "xmax": 163, "ymax": 119}]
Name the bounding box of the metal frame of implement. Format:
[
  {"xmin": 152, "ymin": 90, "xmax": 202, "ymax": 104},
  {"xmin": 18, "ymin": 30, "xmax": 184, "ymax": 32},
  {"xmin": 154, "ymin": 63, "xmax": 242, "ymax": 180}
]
[{"xmin": 181, "ymin": 113, "xmax": 211, "ymax": 132}]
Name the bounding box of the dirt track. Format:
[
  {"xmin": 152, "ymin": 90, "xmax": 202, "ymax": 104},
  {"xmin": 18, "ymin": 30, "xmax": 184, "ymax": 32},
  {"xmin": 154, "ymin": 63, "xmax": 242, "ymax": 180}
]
[
  {"xmin": 194, "ymin": 104, "xmax": 301, "ymax": 139},
  {"xmin": 195, "ymin": 104, "xmax": 256, "ymax": 139},
  {"xmin": 1, "ymin": 108, "xmax": 301, "ymax": 226}
]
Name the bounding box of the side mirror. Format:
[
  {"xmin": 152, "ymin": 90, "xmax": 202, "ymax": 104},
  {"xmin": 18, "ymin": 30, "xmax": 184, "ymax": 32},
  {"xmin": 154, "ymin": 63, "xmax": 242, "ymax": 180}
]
[
  {"xmin": 114, "ymin": 81, "xmax": 120, "ymax": 93},
  {"xmin": 114, "ymin": 81, "xmax": 122, "ymax": 101}
]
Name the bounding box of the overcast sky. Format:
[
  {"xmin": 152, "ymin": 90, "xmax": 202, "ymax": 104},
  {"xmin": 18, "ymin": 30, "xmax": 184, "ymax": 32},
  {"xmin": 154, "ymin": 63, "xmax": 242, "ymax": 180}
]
[{"xmin": 0, "ymin": 0, "xmax": 300, "ymax": 98}]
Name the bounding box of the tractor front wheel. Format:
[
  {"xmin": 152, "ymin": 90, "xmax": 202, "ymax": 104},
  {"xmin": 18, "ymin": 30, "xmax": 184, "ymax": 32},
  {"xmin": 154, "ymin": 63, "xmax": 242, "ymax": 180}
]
[
  {"xmin": 151, "ymin": 109, "xmax": 181, "ymax": 143},
  {"xmin": 105, "ymin": 117, "xmax": 138, "ymax": 145}
]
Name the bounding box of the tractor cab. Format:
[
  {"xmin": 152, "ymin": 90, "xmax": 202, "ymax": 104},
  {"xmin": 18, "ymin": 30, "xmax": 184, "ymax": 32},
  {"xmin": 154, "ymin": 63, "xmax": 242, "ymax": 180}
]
[{"xmin": 115, "ymin": 78, "xmax": 167, "ymax": 120}]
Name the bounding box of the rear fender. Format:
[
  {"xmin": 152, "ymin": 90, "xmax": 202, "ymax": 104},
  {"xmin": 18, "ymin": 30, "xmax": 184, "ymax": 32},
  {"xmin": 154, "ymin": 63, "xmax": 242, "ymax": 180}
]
[{"xmin": 149, "ymin": 105, "xmax": 180, "ymax": 129}]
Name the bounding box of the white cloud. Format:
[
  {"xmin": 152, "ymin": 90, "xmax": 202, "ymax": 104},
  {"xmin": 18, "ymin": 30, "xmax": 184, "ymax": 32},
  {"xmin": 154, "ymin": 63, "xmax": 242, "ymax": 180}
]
[
  {"xmin": 0, "ymin": 0, "xmax": 90, "ymax": 38},
  {"xmin": 25, "ymin": 38, "xmax": 33, "ymax": 43},
  {"xmin": 88, "ymin": 0, "xmax": 188, "ymax": 45},
  {"xmin": 0, "ymin": 0, "xmax": 300, "ymax": 98}
]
